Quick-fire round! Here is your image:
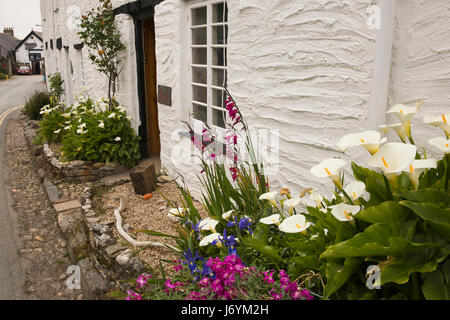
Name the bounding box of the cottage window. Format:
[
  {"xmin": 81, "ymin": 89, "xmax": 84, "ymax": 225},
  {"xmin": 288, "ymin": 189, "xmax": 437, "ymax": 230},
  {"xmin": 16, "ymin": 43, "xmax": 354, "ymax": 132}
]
[{"xmin": 190, "ymin": 0, "xmax": 228, "ymax": 129}]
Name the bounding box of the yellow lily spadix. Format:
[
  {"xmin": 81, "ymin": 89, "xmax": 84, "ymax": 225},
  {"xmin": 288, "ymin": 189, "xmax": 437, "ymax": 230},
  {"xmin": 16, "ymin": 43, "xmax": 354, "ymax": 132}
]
[
  {"xmin": 278, "ymin": 214, "xmax": 311, "ymax": 233},
  {"xmin": 344, "ymin": 181, "xmax": 367, "ymax": 201},
  {"xmin": 367, "ymin": 143, "xmax": 417, "ymax": 174},
  {"xmin": 428, "ymin": 137, "xmax": 450, "ymax": 154},
  {"xmin": 310, "ymin": 158, "xmax": 346, "ymax": 189},
  {"xmin": 402, "ymin": 159, "xmax": 437, "ymax": 188},
  {"xmin": 337, "ymin": 131, "xmax": 387, "ymax": 155},
  {"xmin": 424, "ymin": 113, "xmax": 450, "ymax": 138}
]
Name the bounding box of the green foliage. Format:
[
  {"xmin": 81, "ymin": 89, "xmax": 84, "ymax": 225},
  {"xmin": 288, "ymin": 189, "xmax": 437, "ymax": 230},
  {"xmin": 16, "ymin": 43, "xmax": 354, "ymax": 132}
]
[
  {"xmin": 78, "ymin": 0, "xmax": 126, "ymax": 105},
  {"xmin": 48, "ymin": 73, "xmax": 64, "ymax": 100},
  {"xmin": 35, "ymin": 98, "xmax": 67, "ymax": 144},
  {"xmin": 23, "ymin": 90, "xmax": 51, "ymax": 120},
  {"xmin": 0, "ymin": 73, "xmax": 8, "ymax": 80}
]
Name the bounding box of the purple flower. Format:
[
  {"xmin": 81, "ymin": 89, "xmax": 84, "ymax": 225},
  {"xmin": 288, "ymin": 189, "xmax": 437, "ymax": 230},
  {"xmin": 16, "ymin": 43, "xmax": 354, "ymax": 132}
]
[{"xmin": 126, "ymin": 290, "xmax": 142, "ymax": 300}]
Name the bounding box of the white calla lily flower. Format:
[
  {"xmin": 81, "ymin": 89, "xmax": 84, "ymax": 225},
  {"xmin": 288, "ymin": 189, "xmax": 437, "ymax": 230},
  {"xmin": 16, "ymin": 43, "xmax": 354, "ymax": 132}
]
[
  {"xmin": 167, "ymin": 207, "xmax": 185, "ymax": 222},
  {"xmin": 344, "ymin": 181, "xmax": 367, "ymax": 201},
  {"xmin": 308, "ymin": 190, "xmax": 324, "ymax": 208},
  {"xmin": 424, "ymin": 114, "xmax": 450, "ymax": 138},
  {"xmin": 259, "ymin": 214, "xmax": 281, "ymax": 226},
  {"xmin": 199, "ymin": 233, "xmax": 222, "ymax": 247},
  {"xmin": 386, "ymin": 101, "xmax": 423, "ymax": 138},
  {"xmin": 278, "ymin": 214, "xmax": 311, "ymax": 233},
  {"xmin": 259, "ymin": 191, "xmax": 281, "ymax": 207},
  {"xmin": 367, "ymin": 143, "xmax": 417, "ymax": 174},
  {"xmin": 379, "ymin": 123, "xmax": 409, "ymax": 143},
  {"xmin": 428, "ymin": 137, "xmax": 450, "ymax": 154},
  {"xmin": 283, "ymin": 198, "xmax": 302, "ymax": 215},
  {"xmin": 329, "ymin": 203, "xmax": 361, "ymax": 222},
  {"xmin": 403, "ymin": 159, "xmax": 437, "ymax": 188},
  {"xmin": 337, "ymin": 131, "xmax": 387, "ymax": 155},
  {"xmin": 199, "ymin": 217, "xmax": 219, "ymax": 232},
  {"xmin": 310, "ymin": 159, "xmax": 346, "ymax": 189},
  {"xmin": 222, "ymin": 210, "xmax": 234, "ymax": 220}
]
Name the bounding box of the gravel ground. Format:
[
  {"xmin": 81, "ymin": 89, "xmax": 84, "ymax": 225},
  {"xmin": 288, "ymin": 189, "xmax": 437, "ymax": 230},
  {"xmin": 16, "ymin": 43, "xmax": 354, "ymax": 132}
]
[
  {"xmin": 6, "ymin": 117, "xmax": 83, "ymax": 300},
  {"xmin": 93, "ymin": 181, "xmax": 208, "ymax": 275}
]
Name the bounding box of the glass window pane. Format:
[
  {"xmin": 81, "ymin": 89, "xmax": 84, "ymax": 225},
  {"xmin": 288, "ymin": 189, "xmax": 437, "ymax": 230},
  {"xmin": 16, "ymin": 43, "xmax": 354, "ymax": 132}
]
[
  {"xmin": 192, "ymin": 27, "xmax": 207, "ymax": 45},
  {"xmin": 193, "ymin": 85, "xmax": 207, "ymax": 104},
  {"xmin": 212, "ymin": 88, "xmax": 226, "ymax": 108},
  {"xmin": 212, "ymin": 25, "xmax": 228, "ymax": 45},
  {"xmin": 212, "ymin": 108, "xmax": 226, "ymax": 128},
  {"xmin": 192, "ymin": 66, "xmax": 207, "ymax": 84},
  {"xmin": 212, "ymin": 68, "xmax": 226, "ymax": 87},
  {"xmin": 192, "ymin": 7, "xmax": 207, "ymax": 26},
  {"xmin": 212, "ymin": 3, "xmax": 228, "ymax": 23},
  {"xmin": 212, "ymin": 47, "xmax": 227, "ymax": 66},
  {"xmin": 193, "ymin": 103, "xmax": 208, "ymax": 123},
  {"xmin": 192, "ymin": 48, "xmax": 207, "ymax": 65}
]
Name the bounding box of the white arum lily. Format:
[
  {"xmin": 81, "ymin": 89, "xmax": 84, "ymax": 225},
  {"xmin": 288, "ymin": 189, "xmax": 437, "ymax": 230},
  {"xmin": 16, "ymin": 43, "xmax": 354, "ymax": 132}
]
[
  {"xmin": 222, "ymin": 210, "xmax": 234, "ymax": 220},
  {"xmin": 259, "ymin": 191, "xmax": 281, "ymax": 207},
  {"xmin": 54, "ymin": 129, "xmax": 61, "ymax": 134},
  {"xmin": 337, "ymin": 131, "xmax": 387, "ymax": 155},
  {"xmin": 379, "ymin": 123, "xmax": 409, "ymax": 143},
  {"xmin": 259, "ymin": 214, "xmax": 281, "ymax": 226},
  {"xmin": 199, "ymin": 217, "xmax": 219, "ymax": 232},
  {"xmin": 403, "ymin": 159, "xmax": 437, "ymax": 188},
  {"xmin": 278, "ymin": 214, "xmax": 311, "ymax": 233},
  {"xmin": 167, "ymin": 207, "xmax": 185, "ymax": 222},
  {"xmin": 283, "ymin": 198, "xmax": 302, "ymax": 216},
  {"xmin": 367, "ymin": 143, "xmax": 417, "ymax": 174},
  {"xmin": 329, "ymin": 203, "xmax": 361, "ymax": 222},
  {"xmin": 344, "ymin": 181, "xmax": 367, "ymax": 201},
  {"xmin": 310, "ymin": 159, "xmax": 346, "ymax": 189},
  {"xmin": 199, "ymin": 233, "xmax": 222, "ymax": 247},
  {"xmin": 98, "ymin": 121, "xmax": 105, "ymax": 128},
  {"xmin": 424, "ymin": 114, "xmax": 450, "ymax": 138},
  {"xmin": 386, "ymin": 101, "xmax": 423, "ymax": 139},
  {"xmin": 308, "ymin": 190, "xmax": 324, "ymax": 208},
  {"xmin": 428, "ymin": 137, "xmax": 450, "ymax": 154}
]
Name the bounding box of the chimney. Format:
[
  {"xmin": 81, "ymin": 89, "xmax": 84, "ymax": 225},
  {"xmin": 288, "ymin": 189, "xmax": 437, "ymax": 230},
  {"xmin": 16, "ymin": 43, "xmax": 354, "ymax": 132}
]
[{"xmin": 3, "ymin": 27, "xmax": 14, "ymax": 37}]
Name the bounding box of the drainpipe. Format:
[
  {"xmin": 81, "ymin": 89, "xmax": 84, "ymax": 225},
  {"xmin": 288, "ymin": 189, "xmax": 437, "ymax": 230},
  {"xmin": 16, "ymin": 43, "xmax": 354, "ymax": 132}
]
[{"xmin": 367, "ymin": 0, "xmax": 396, "ymax": 130}]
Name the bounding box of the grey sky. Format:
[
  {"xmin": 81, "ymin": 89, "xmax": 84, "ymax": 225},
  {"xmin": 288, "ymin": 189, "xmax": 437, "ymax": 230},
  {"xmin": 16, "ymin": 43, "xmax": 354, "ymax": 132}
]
[{"xmin": 0, "ymin": 0, "xmax": 41, "ymax": 39}]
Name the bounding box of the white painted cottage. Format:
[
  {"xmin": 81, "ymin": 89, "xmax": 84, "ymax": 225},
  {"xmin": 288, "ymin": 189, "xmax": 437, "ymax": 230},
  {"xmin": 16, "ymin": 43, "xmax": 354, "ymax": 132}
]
[
  {"xmin": 40, "ymin": 0, "xmax": 450, "ymax": 197},
  {"xmin": 15, "ymin": 30, "xmax": 44, "ymax": 74}
]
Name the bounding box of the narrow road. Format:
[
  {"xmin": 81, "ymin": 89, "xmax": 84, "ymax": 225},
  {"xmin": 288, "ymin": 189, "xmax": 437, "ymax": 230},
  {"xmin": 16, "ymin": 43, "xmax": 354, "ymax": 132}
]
[{"xmin": 0, "ymin": 75, "xmax": 46, "ymax": 299}]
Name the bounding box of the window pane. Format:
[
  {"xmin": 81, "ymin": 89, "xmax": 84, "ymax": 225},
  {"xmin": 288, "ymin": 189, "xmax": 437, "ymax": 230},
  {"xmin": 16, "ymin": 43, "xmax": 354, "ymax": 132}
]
[
  {"xmin": 212, "ymin": 3, "xmax": 228, "ymax": 23},
  {"xmin": 192, "ymin": 7, "xmax": 207, "ymax": 26},
  {"xmin": 192, "ymin": 66, "xmax": 207, "ymax": 84},
  {"xmin": 193, "ymin": 103, "xmax": 207, "ymax": 123},
  {"xmin": 212, "ymin": 25, "xmax": 228, "ymax": 45},
  {"xmin": 193, "ymin": 85, "xmax": 207, "ymax": 104},
  {"xmin": 212, "ymin": 47, "xmax": 227, "ymax": 66},
  {"xmin": 212, "ymin": 88, "xmax": 226, "ymax": 108},
  {"xmin": 192, "ymin": 27, "xmax": 207, "ymax": 45},
  {"xmin": 192, "ymin": 48, "xmax": 207, "ymax": 65},
  {"xmin": 212, "ymin": 108, "xmax": 226, "ymax": 128},
  {"xmin": 212, "ymin": 68, "xmax": 226, "ymax": 87}
]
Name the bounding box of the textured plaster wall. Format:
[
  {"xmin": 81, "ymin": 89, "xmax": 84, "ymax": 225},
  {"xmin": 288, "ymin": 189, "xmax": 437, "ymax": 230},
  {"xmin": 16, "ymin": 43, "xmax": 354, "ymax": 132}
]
[{"xmin": 388, "ymin": 0, "xmax": 450, "ymax": 158}]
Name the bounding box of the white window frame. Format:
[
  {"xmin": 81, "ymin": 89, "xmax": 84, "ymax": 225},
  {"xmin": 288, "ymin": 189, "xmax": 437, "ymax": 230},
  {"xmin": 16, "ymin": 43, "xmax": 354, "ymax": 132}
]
[{"xmin": 187, "ymin": 0, "xmax": 228, "ymax": 130}]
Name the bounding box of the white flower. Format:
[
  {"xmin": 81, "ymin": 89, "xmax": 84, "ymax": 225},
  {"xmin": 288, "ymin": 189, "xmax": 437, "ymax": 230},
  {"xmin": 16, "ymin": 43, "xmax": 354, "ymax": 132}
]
[
  {"xmin": 64, "ymin": 126, "xmax": 70, "ymax": 130},
  {"xmin": 344, "ymin": 181, "xmax": 367, "ymax": 201},
  {"xmin": 310, "ymin": 159, "xmax": 346, "ymax": 188},
  {"xmin": 423, "ymin": 114, "xmax": 450, "ymax": 138},
  {"xmin": 54, "ymin": 129, "xmax": 61, "ymax": 134},
  {"xmin": 329, "ymin": 203, "xmax": 361, "ymax": 222},
  {"xmin": 337, "ymin": 131, "xmax": 387, "ymax": 155},
  {"xmin": 167, "ymin": 207, "xmax": 185, "ymax": 221},
  {"xmin": 199, "ymin": 217, "xmax": 219, "ymax": 232},
  {"xmin": 386, "ymin": 101, "xmax": 422, "ymax": 139},
  {"xmin": 278, "ymin": 214, "xmax": 311, "ymax": 233},
  {"xmin": 114, "ymin": 137, "xmax": 121, "ymax": 142},
  {"xmin": 222, "ymin": 210, "xmax": 234, "ymax": 220},
  {"xmin": 379, "ymin": 123, "xmax": 409, "ymax": 143},
  {"xmin": 283, "ymin": 198, "xmax": 302, "ymax": 216},
  {"xmin": 428, "ymin": 137, "xmax": 450, "ymax": 154},
  {"xmin": 98, "ymin": 121, "xmax": 105, "ymax": 128},
  {"xmin": 108, "ymin": 113, "xmax": 116, "ymax": 119},
  {"xmin": 78, "ymin": 123, "xmax": 87, "ymax": 129},
  {"xmin": 259, "ymin": 214, "xmax": 282, "ymax": 226},
  {"xmin": 308, "ymin": 190, "xmax": 324, "ymax": 208},
  {"xmin": 259, "ymin": 191, "xmax": 281, "ymax": 207},
  {"xmin": 199, "ymin": 233, "xmax": 222, "ymax": 247},
  {"xmin": 403, "ymin": 159, "xmax": 437, "ymax": 188},
  {"xmin": 367, "ymin": 143, "xmax": 417, "ymax": 174}
]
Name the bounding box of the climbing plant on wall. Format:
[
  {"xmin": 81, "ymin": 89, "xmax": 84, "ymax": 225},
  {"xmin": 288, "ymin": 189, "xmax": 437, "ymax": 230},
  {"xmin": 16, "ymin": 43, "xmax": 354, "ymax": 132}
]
[{"xmin": 78, "ymin": 0, "xmax": 126, "ymax": 107}]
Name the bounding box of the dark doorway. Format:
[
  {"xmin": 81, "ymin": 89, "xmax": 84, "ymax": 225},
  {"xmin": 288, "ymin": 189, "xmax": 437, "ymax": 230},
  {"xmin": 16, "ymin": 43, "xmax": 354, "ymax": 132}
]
[{"xmin": 142, "ymin": 17, "xmax": 161, "ymax": 156}]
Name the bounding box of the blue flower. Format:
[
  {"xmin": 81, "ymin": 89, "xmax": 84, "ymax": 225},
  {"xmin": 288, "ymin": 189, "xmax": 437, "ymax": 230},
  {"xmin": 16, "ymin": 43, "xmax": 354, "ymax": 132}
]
[
  {"xmin": 182, "ymin": 248, "xmax": 200, "ymax": 274},
  {"xmin": 227, "ymin": 217, "xmax": 253, "ymax": 235}
]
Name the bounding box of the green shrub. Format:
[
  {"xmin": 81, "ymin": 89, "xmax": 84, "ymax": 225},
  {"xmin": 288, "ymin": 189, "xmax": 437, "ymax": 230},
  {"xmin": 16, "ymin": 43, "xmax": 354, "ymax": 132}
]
[
  {"xmin": 48, "ymin": 73, "xmax": 64, "ymax": 100},
  {"xmin": 0, "ymin": 73, "xmax": 8, "ymax": 80},
  {"xmin": 23, "ymin": 91, "xmax": 52, "ymax": 120},
  {"xmin": 35, "ymin": 99, "xmax": 68, "ymax": 144}
]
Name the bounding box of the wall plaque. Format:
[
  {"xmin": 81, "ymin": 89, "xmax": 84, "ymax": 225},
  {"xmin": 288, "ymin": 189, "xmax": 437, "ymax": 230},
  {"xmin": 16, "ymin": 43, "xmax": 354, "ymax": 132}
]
[{"xmin": 158, "ymin": 85, "xmax": 172, "ymax": 106}]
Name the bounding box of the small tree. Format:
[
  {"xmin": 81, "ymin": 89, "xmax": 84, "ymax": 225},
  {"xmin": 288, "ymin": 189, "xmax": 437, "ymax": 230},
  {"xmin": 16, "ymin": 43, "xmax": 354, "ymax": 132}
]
[{"xmin": 78, "ymin": 0, "xmax": 126, "ymax": 107}]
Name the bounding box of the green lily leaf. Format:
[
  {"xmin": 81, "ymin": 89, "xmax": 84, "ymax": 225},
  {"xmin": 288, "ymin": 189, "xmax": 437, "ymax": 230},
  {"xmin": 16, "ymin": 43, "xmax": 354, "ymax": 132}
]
[
  {"xmin": 241, "ymin": 238, "xmax": 282, "ymax": 262},
  {"xmin": 355, "ymin": 201, "xmax": 411, "ymax": 224},
  {"xmin": 396, "ymin": 189, "xmax": 450, "ymax": 206},
  {"xmin": 323, "ymin": 257, "xmax": 361, "ymax": 299},
  {"xmin": 291, "ymin": 254, "xmax": 320, "ymax": 271},
  {"xmin": 421, "ymin": 271, "xmax": 448, "ymax": 300},
  {"xmin": 320, "ymin": 221, "xmax": 438, "ymax": 259},
  {"xmin": 400, "ymin": 201, "xmax": 450, "ymax": 240}
]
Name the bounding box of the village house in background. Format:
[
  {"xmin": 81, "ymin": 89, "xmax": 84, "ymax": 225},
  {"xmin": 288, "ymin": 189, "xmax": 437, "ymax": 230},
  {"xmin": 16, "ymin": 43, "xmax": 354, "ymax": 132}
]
[
  {"xmin": 15, "ymin": 30, "xmax": 44, "ymax": 75},
  {"xmin": 40, "ymin": 0, "xmax": 450, "ymax": 197},
  {"xmin": 0, "ymin": 28, "xmax": 20, "ymax": 75}
]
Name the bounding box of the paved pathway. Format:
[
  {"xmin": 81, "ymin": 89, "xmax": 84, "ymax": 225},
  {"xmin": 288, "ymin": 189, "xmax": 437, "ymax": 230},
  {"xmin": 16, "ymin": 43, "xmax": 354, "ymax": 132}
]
[{"xmin": 0, "ymin": 75, "xmax": 45, "ymax": 299}]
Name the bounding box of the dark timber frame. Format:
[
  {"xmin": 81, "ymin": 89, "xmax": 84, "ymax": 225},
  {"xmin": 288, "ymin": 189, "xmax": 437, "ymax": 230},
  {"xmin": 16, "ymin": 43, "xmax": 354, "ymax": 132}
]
[{"xmin": 114, "ymin": 0, "xmax": 165, "ymax": 157}]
